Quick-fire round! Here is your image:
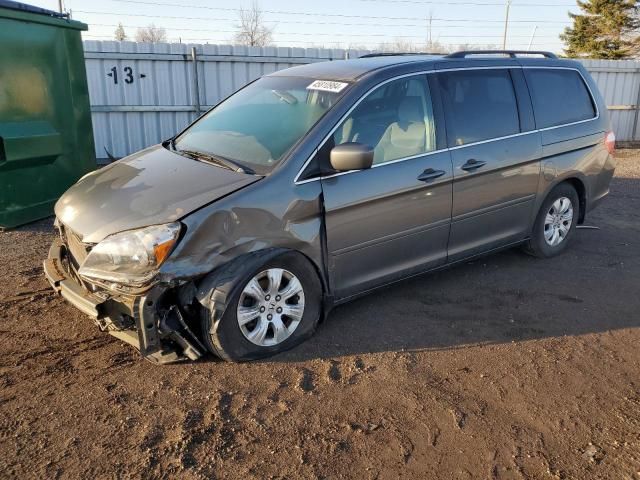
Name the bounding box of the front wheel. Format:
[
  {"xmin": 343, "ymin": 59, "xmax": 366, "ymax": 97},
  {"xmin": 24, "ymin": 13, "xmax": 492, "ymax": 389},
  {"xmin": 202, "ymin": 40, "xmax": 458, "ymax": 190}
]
[
  {"xmin": 524, "ymin": 183, "xmax": 579, "ymax": 258},
  {"xmin": 200, "ymin": 251, "xmax": 322, "ymax": 362}
]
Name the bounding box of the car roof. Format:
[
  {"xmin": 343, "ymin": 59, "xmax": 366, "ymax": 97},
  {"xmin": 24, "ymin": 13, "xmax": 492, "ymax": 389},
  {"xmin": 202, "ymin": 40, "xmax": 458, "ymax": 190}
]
[
  {"xmin": 267, "ymin": 55, "xmax": 443, "ymax": 82},
  {"xmin": 267, "ymin": 51, "xmax": 579, "ymax": 83}
]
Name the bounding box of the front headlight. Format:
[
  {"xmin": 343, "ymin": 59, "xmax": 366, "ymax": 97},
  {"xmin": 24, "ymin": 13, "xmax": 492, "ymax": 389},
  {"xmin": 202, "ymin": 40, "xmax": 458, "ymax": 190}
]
[{"xmin": 78, "ymin": 223, "xmax": 181, "ymax": 286}]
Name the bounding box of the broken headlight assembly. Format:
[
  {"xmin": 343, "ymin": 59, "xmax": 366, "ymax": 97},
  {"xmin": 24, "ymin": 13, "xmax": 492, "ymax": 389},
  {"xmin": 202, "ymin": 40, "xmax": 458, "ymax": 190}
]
[{"xmin": 78, "ymin": 223, "xmax": 181, "ymax": 287}]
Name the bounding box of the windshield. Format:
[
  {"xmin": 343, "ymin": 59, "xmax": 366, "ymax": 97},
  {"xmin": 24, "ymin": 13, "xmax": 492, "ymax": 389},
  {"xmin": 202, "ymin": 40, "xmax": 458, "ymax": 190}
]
[{"xmin": 174, "ymin": 76, "xmax": 348, "ymax": 174}]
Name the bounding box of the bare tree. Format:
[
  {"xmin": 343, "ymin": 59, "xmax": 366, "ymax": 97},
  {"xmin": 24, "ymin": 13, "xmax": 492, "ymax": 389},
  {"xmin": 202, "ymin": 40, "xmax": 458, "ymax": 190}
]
[
  {"xmin": 378, "ymin": 38, "xmax": 450, "ymax": 54},
  {"xmin": 346, "ymin": 42, "xmax": 370, "ymax": 51},
  {"xmin": 114, "ymin": 23, "xmax": 127, "ymax": 41},
  {"xmin": 455, "ymin": 43, "xmax": 499, "ymax": 53},
  {"xmin": 135, "ymin": 24, "xmax": 167, "ymax": 43},
  {"xmin": 424, "ymin": 40, "xmax": 449, "ymax": 54},
  {"xmin": 456, "ymin": 43, "xmax": 499, "ymax": 51},
  {"xmin": 234, "ymin": 1, "xmax": 274, "ymax": 47},
  {"xmin": 381, "ymin": 38, "xmax": 421, "ymax": 53}
]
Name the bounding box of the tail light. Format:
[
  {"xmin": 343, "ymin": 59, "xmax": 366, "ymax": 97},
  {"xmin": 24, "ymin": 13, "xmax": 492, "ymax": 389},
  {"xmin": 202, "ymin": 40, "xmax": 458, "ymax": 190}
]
[{"xmin": 605, "ymin": 131, "xmax": 616, "ymax": 154}]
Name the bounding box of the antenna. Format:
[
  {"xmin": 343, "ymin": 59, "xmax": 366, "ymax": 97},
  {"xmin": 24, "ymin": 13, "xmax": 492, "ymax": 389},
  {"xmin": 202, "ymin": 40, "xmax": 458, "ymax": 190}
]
[{"xmin": 502, "ymin": 0, "xmax": 512, "ymax": 50}]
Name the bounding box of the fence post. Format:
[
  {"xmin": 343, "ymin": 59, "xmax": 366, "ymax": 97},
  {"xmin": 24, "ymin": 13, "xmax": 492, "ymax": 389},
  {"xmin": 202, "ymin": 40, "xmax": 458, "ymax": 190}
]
[
  {"xmin": 190, "ymin": 46, "xmax": 201, "ymax": 118},
  {"xmin": 632, "ymin": 74, "xmax": 640, "ymax": 143}
]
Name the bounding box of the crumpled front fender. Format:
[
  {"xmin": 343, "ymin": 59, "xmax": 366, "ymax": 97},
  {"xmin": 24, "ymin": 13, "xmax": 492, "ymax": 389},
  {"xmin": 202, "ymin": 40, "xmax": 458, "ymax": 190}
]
[{"xmin": 158, "ymin": 173, "xmax": 328, "ymax": 292}]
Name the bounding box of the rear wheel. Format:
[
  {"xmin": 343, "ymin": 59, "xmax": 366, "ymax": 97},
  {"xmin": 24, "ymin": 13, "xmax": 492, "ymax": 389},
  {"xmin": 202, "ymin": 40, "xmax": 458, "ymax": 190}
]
[
  {"xmin": 524, "ymin": 183, "xmax": 579, "ymax": 258},
  {"xmin": 200, "ymin": 251, "xmax": 322, "ymax": 362}
]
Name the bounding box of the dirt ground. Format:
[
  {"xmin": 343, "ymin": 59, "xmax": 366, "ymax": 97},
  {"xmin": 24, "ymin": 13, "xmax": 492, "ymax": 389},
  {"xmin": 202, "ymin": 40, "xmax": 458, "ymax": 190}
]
[{"xmin": 1, "ymin": 151, "xmax": 639, "ymax": 480}]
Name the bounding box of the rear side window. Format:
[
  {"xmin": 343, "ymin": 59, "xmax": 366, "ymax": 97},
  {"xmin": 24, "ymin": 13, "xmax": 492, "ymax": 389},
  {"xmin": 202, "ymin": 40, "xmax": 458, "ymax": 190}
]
[
  {"xmin": 525, "ymin": 69, "xmax": 596, "ymax": 129},
  {"xmin": 437, "ymin": 69, "xmax": 520, "ymax": 146}
]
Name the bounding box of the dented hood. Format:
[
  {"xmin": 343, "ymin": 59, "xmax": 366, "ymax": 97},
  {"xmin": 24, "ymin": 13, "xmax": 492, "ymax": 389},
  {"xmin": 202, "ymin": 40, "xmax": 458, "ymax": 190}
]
[{"xmin": 55, "ymin": 145, "xmax": 260, "ymax": 243}]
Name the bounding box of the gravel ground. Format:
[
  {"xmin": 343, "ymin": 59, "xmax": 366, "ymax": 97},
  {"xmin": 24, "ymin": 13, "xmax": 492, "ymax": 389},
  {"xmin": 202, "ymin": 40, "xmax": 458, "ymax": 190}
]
[{"xmin": 1, "ymin": 151, "xmax": 639, "ymax": 480}]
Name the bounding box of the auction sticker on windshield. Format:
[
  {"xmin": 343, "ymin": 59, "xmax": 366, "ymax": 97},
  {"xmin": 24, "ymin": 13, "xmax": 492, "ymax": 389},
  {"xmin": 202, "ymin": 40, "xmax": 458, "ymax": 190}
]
[{"xmin": 307, "ymin": 80, "xmax": 349, "ymax": 93}]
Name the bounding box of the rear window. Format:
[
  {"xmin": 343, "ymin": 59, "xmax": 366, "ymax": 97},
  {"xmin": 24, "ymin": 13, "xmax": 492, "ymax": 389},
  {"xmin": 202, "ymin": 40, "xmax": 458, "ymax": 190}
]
[
  {"xmin": 437, "ymin": 69, "xmax": 520, "ymax": 147},
  {"xmin": 525, "ymin": 69, "xmax": 596, "ymax": 129}
]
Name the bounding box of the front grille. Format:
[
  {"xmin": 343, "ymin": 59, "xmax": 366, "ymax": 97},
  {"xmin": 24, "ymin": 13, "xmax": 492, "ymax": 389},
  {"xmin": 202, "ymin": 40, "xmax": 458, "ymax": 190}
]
[
  {"xmin": 59, "ymin": 223, "xmax": 90, "ymax": 269},
  {"xmin": 56, "ymin": 220, "xmax": 104, "ymax": 295}
]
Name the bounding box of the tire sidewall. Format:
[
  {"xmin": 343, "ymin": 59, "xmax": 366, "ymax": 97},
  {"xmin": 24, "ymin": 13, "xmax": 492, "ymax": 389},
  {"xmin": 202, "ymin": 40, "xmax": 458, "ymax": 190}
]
[
  {"xmin": 531, "ymin": 183, "xmax": 580, "ymax": 257},
  {"xmin": 202, "ymin": 251, "xmax": 322, "ymax": 361}
]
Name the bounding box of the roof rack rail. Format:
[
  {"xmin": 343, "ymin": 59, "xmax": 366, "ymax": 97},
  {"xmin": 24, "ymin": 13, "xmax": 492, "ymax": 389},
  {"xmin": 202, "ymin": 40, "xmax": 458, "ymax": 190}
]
[
  {"xmin": 445, "ymin": 50, "xmax": 557, "ymax": 59},
  {"xmin": 359, "ymin": 52, "xmax": 444, "ymax": 58}
]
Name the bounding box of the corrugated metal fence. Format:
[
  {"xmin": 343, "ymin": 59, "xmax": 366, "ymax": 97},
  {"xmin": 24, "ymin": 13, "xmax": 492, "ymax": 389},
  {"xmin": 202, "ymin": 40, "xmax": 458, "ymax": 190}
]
[
  {"xmin": 84, "ymin": 41, "xmax": 369, "ymax": 160},
  {"xmin": 581, "ymin": 59, "xmax": 640, "ymax": 144},
  {"xmin": 84, "ymin": 41, "xmax": 640, "ymax": 161}
]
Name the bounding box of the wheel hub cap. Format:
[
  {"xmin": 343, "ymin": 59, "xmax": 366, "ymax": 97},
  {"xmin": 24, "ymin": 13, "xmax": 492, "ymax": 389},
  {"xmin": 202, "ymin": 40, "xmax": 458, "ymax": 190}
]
[
  {"xmin": 237, "ymin": 268, "xmax": 305, "ymax": 347},
  {"xmin": 543, "ymin": 197, "xmax": 574, "ymax": 247}
]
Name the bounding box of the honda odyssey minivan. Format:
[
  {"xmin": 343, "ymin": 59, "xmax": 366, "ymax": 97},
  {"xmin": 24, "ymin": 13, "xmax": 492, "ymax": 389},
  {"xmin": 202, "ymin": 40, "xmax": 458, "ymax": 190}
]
[{"xmin": 44, "ymin": 51, "xmax": 616, "ymax": 363}]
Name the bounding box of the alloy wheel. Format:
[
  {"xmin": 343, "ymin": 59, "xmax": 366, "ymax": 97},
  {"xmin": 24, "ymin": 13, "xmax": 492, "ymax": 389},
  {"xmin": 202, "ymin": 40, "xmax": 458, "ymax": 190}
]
[
  {"xmin": 543, "ymin": 197, "xmax": 574, "ymax": 247},
  {"xmin": 237, "ymin": 268, "xmax": 305, "ymax": 347}
]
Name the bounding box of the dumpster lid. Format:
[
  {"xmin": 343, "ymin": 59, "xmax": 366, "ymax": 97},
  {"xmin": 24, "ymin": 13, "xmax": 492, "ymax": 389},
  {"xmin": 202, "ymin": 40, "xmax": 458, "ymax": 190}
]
[
  {"xmin": 0, "ymin": 0, "xmax": 67, "ymax": 18},
  {"xmin": 0, "ymin": 0, "xmax": 87, "ymax": 30}
]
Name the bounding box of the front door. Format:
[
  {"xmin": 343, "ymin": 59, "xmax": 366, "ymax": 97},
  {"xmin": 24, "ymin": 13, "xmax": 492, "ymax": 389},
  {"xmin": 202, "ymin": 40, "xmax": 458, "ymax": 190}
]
[{"xmin": 320, "ymin": 75, "xmax": 453, "ymax": 299}]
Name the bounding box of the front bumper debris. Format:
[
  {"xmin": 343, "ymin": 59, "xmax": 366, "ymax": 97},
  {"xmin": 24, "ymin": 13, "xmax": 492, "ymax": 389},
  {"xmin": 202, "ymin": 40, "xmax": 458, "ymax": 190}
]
[{"xmin": 43, "ymin": 237, "xmax": 204, "ymax": 364}]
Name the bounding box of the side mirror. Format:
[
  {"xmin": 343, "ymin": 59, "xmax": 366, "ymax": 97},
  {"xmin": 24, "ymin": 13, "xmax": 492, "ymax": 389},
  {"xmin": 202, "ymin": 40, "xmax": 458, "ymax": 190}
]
[{"xmin": 330, "ymin": 143, "xmax": 374, "ymax": 172}]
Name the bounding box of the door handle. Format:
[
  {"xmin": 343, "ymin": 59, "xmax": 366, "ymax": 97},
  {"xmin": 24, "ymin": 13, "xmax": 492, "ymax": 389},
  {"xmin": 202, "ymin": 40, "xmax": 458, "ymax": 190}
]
[
  {"xmin": 461, "ymin": 159, "xmax": 487, "ymax": 171},
  {"xmin": 417, "ymin": 168, "xmax": 446, "ymax": 182}
]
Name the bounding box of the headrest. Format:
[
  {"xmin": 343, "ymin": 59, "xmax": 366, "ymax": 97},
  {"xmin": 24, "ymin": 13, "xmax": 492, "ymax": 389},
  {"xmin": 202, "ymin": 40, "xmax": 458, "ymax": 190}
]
[{"xmin": 398, "ymin": 97, "xmax": 423, "ymax": 124}]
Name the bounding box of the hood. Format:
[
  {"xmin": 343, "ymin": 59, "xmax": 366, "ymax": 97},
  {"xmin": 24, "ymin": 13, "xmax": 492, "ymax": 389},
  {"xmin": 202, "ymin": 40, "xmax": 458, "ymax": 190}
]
[{"xmin": 55, "ymin": 145, "xmax": 260, "ymax": 243}]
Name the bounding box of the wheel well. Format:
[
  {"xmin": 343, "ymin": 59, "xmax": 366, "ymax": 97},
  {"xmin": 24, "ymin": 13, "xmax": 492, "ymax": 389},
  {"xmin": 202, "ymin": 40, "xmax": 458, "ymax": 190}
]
[
  {"xmin": 194, "ymin": 248, "xmax": 328, "ymax": 307},
  {"xmin": 562, "ymin": 178, "xmax": 587, "ymax": 224}
]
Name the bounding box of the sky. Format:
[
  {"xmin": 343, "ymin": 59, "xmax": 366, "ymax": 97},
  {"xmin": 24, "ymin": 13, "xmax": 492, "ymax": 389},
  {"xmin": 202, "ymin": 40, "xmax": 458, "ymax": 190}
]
[{"xmin": 28, "ymin": 0, "xmax": 581, "ymax": 53}]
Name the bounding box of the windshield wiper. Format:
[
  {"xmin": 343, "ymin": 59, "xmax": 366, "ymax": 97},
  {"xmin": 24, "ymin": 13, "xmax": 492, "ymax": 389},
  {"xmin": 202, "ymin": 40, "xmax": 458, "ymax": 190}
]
[
  {"xmin": 177, "ymin": 149, "xmax": 255, "ymax": 175},
  {"xmin": 162, "ymin": 137, "xmax": 177, "ymax": 151}
]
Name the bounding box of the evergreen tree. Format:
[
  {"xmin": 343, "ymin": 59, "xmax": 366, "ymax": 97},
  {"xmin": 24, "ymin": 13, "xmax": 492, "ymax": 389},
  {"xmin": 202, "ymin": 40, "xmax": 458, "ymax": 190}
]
[
  {"xmin": 561, "ymin": 0, "xmax": 639, "ymax": 59},
  {"xmin": 114, "ymin": 23, "xmax": 127, "ymax": 42}
]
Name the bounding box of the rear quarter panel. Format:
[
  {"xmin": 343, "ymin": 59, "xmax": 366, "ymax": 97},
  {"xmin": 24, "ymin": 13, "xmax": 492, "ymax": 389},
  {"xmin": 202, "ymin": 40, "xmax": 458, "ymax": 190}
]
[{"xmin": 519, "ymin": 60, "xmax": 615, "ymax": 224}]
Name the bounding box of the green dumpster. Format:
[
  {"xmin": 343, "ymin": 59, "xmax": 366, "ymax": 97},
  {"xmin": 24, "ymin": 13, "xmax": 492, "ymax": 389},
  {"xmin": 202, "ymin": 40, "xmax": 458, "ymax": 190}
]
[{"xmin": 0, "ymin": 1, "xmax": 95, "ymax": 229}]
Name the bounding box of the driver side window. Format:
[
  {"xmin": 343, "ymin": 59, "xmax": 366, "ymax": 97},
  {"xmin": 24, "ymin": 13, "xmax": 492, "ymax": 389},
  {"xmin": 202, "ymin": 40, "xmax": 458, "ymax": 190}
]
[{"xmin": 333, "ymin": 75, "xmax": 436, "ymax": 165}]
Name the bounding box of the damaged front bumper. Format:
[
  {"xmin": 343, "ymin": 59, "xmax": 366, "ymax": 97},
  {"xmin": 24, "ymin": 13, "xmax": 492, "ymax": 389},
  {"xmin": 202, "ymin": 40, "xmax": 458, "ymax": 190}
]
[{"xmin": 43, "ymin": 238, "xmax": 204, "ymax": 364}]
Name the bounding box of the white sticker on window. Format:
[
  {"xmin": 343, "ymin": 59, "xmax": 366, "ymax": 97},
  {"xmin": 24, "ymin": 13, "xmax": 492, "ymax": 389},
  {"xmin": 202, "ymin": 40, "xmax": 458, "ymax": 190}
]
[{"xmin": 306, "ymin": 80, "xmax": 349, "ymax": 93}]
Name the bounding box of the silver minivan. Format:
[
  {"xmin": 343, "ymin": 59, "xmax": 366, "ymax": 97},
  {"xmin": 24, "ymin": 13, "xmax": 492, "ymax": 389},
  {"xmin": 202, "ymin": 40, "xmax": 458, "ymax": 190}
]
[{"xmin": 44, "ymin": 51, "xmax": 616, "ymax": 363}]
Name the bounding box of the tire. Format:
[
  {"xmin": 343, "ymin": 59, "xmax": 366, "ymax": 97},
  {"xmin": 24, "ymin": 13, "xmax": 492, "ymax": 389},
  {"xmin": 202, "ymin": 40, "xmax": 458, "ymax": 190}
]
[
  {"xmin": 199, "ymin": 250, "xmax": 322, "ymax": 362},
  {"xmin": 524, "ymin": 182, "xmax": 580, "ymax": 258}
]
